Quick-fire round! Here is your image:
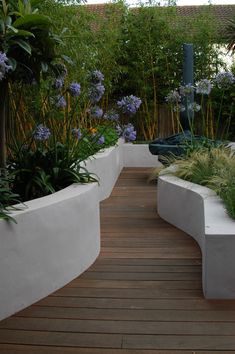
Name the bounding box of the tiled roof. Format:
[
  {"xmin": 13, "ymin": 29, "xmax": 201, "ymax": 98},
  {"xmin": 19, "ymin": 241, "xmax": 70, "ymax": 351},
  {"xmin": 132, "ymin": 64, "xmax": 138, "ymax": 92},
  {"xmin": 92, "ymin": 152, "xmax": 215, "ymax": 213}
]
[
  {"xmin": 83, "ymin": 3, "xmax": 235, "ymax": 35},
  {"xmin": 85, "ymin": 3, "xmax": 113, "ymax": 15},
  {"xmin": 176, "ymin": 5, "xmax": 235, "ymax": 26}
]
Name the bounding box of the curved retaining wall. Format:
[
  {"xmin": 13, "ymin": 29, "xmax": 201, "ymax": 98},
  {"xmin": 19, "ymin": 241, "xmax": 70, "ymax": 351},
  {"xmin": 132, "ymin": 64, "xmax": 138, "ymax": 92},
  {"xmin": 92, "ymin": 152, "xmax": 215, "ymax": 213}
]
[
  {"xmin": 0, "ymin": 141, "xmax": 159, "ymax": 320},
  {"xmin": 158, "ymin": 174, "xmax": 235, "ymax": 299}
]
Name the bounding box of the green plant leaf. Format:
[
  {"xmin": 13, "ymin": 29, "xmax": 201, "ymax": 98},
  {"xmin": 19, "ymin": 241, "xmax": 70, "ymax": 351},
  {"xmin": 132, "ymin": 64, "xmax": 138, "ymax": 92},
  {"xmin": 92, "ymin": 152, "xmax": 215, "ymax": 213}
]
[
  {"xmin": 7, "ymin": 57, "xmax": 17, "ymax": 70},
  {"xmin": 61, "ymin": 54, "xmax": 73, "ymax": 64},
  {"xmin": 41, "ymin": 62, "xmax": 48, "ymax": 72},
  {"xmin": 0, "ymin": 19, "xmax": 5, "ymax": 32},
  {"xmin": 13, "ymin": 14, "xmax": 52, "ymax": 29},
  {"xmin": 5, "ymin": 16, "xmax": 12, "ymax": 27},
  {"xmin": 7, "ymin": 24, "xmax": 18, "ymax": 33},
  {"xmin": 14, "ymin": 38, "xmax": 32, "ymax": 54},
  {"xmin": 11, "ymin": 29, "xmax": 35, "ymax": 38}
]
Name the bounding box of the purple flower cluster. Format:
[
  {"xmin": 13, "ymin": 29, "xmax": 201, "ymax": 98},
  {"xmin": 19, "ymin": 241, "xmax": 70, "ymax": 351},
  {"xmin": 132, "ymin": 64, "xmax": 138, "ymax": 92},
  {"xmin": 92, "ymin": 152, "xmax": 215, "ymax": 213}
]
[
  {"xmin": 179, "ymin": 83, "xmax": 195, "ymax": 96},
  {"xmin": 72, "ymin": 128, "xmax": 82, "ymax": 140},
  {"xmin": 196, "ymin": 79, "xmax": 212, "ymax": 95},
  {"xmin": 117, "ymin": 123, "xmax": 137, "ymax": 142},
  {"xmin": 123, "ymin": 123, "xmax": 137, "ymax": 142},
  {"xmin": 97, "ymin": 135, "xmax": 105, "ymax": 145},
  {"xmin": 69, "ymin": 82, "xmax": 81, "ymax": 97},
  {"xmin": 165, "ymin": 90, "xmax": 181, "ymax": 105},
  {"xmin": 117, "ymin": 95, "xmax": 142, "ymax": 115},
  {"xmin": 55, "ymin": 95, "xmax": 66, "ymax": 108},
  {"xmin": 33, "ymin": 124, "xmax": 51, "ymax": 141},
  {"xmin": 89, "ymin": 106, "xmax": 103, "ymax": 119},
  {"xmin": 103, "ymin": 110, "xmax": 119, "ymax": 121},
  {"xmin": 173, "ymin": 104, "xmax": 186, "ymax": 113},
  {"xmin": 89, "ymin": 82, "xmax": 105, "ymax": 103},
  {"xmin": 215, "ymin": 71, "xmax": 235, "ymax": 90},
  {"xmin": 0, "ymin": 52, "xmax": 12, "ymax": 81},
  {"xmin": 89, "ymin": 70, "xmax": 104, "ymax": 83},
  {"xmin": 88, "ymin": 70, "xmax": 105, "ymax": 103},
  {"xmin": 53, "ymin": 78, "xmax": 64, "ymax": 90},
  {"xmin": 92, "ymin": 133, "xmax": 105, "ymax": 145},
  {"xmin": 188, "ymin": 102, "xmax": 201, "ymax": 112}
]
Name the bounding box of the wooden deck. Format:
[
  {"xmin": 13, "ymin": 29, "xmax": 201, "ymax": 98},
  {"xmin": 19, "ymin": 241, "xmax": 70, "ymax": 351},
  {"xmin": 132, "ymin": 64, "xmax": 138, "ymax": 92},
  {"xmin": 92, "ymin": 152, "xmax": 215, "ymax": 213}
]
[{"xmin": 1, "ymin": 167, "xmax": 235, "ymax": 353}]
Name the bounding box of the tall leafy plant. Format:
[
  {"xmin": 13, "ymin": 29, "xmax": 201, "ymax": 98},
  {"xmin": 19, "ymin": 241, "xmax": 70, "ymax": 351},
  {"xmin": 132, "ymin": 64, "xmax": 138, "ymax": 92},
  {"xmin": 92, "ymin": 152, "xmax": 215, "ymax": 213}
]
[
  {"xmin": 117, "ymin": 4, "xmax": 224, "ymax": 140},
  {"xmin": 225, "ymin": 16, "xmax": 235, "ymax": 54},
  {"xmin": 0, "ymin": 0, "xmax": 60, "ymax": 169}
]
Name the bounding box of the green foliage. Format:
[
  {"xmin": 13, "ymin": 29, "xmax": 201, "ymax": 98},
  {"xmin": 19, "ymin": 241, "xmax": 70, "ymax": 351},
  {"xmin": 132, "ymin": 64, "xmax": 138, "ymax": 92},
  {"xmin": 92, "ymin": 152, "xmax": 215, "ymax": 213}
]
[
  {"xmin": 162, "ymin": 145, "xmax": 235, "ymax": 220},
  {"xmin": 8, "ymin": 138, "xmax": 98, "ymax": 202},
  {"xmin": 39, "ymin": 1, "xmax": 125, "ymax": 100},
  {"xmin": 6, "ymin": 72, "xmax": 119, "ymax": 203},
  {"xmin": 97, "ymin": 125, "xmax": 119, "ymax": 148},
  {"xmin": 225, "ymin": 16, "xmax": 235, "ymax": 54},
  {"xmin": 116, "ymin": 5, "xmax": 225, "ymax": 140},
  {"xmin": 0, "ymin": 0, "xmax": 62, "ymax": 169},
  {"xmin": 0, "ymin": 0, "xmax": 60, "ymax": 82},
  {"xmin": 0, "ymin": 170, "xmax": 21, "ymax": 223}
]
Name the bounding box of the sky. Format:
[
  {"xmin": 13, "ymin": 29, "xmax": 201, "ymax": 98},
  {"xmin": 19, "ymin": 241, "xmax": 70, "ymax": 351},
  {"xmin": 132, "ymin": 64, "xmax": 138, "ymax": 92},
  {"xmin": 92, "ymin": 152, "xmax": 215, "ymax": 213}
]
[{"xmin": 86, "ymin": 0, "xmax": 235, "ymax": 6}]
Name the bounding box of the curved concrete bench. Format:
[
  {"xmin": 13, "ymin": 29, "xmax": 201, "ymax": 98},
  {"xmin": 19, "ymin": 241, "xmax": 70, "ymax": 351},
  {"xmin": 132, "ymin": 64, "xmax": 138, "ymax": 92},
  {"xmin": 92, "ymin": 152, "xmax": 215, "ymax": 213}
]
[{"xmin": 158, "ymin": 174, "xmax": 235, "ymax": 299}]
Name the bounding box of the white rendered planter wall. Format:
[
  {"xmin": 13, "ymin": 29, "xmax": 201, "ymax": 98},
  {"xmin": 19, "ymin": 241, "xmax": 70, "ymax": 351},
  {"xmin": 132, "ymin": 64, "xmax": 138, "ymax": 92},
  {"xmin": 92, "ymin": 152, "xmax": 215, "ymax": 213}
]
[
  {"xmin": 158, "ymin": 174, "xmax": 235, "ymax": 299},
  {"xmin": 123, "ymin": 143, "xmax": 161, "ymax": 168},
  {"xmin": 81, "ymin": 140, "xmax": 124, "ymax": 201},
  {"xmin": 0, "ymin": 141, "xmax": 158, "ymax": 320},
  {"xmin": 0, "ymin": 183, "xmax": 100, "ymax": 321}
]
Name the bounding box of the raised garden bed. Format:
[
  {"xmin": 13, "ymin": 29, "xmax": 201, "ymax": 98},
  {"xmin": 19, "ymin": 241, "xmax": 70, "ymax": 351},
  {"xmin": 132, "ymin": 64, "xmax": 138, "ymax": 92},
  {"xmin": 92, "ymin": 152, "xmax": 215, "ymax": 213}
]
[
  {"xmin": 158, "ymin": 173, "xmax": 235, "ymax": 299},
  {"xmin": 0, "ymin": 140, "xmax": 159, "ymax": 320}
]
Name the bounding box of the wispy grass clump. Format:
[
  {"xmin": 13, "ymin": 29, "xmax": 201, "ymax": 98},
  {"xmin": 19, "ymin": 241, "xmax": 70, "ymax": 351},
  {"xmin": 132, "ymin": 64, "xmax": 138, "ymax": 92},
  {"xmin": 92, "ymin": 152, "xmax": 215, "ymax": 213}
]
[{"xmin": 161, "ymin": 145, "xmax": 235, "ymax": 220}]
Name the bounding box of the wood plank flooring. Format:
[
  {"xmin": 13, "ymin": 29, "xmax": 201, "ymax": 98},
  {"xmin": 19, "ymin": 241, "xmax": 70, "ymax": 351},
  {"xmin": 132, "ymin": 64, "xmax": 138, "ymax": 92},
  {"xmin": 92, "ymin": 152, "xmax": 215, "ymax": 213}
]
[{"xmin": 1, "ymin": 167, "xmax": 235, "ymax": 353}]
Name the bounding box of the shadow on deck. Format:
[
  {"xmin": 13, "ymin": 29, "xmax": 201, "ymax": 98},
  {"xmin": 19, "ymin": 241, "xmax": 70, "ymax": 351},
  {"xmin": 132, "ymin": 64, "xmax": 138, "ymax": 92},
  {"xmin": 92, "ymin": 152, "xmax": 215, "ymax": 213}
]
[{"xmin": 1, "ymin": 167, "xmax": 235, "ymax": 353}]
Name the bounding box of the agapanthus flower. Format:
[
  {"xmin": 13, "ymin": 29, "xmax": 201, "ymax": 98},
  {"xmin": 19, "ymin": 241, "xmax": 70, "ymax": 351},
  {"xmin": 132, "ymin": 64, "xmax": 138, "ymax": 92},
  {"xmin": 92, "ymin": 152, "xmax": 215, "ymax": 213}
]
[
  {"xmin": 53, "ymin": 78, "xmax": 64, "ymax": 90},
  {"xmin": 72, "ymin": 128, "xmax": 82, "ymax": 140},
  {"xmin": 103, "ymin": 110, "xmax": 119, "ymax": 121},
  {"xmin": 97, "ymin": 135, "xmax": 105, "ymax": 145},
  {"xmin": 69, "ymin": 82, "xmax": 81, "ymax": 97},
  {"xmin": 92, "ymin": 133, "xmax": 105, "ymax": 145},
  {"xmin": 215, "ymin": 71, "xmax": 235, "ymax": 90},
  {"xmin": 196, "ymin": 79, "xmax": 212, "ymax": 95},
  {"xmin": 33, "ymin": 124, "xmax": 51, "ymax": 141},
  {"xmin": 188, "ymin": 102, "xmax": 201, "ymax": 112},
  {"xmin": 89, "ymin": 106, "xmax": 103, "ymax": 119},
  {"xmin": 0, "ymin": 51, "xmax": 12, "ymax": 81},
  {"xmin": 88, "ymin": 82, "xmax": 105, "ymax": 103},
  {"xmin": 89, "ymin": 70, "xmax": 104, "ymax": 83},
  {"xmin": 55, "ymin": 95, "xmax": 66, "ymax": 108},
  {"xmin": 173, "ymin": 104, "xmax": 186, "ymax": 113},
  {"xmin": 179, "ymin": 83, "xmax": 195, "ymax": 96},
  {"xmin": 123, "ymin": 123, "xmax": 137, "ymax": 142},
  {"xmin": 165, "ymin": 90, "xmax": 181, "ymax": 105},
  {"xmin": 117, "ymin": 95, "xmax": 142, "ymax": 115}
]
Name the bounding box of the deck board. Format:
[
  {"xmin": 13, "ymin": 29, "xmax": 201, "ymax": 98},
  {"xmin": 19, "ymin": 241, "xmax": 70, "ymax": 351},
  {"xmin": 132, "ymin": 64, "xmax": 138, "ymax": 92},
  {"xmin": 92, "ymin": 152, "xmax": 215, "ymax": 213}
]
[{"xmin": 1, "ymin": 167, "xmax": 235, "ymax": 353}]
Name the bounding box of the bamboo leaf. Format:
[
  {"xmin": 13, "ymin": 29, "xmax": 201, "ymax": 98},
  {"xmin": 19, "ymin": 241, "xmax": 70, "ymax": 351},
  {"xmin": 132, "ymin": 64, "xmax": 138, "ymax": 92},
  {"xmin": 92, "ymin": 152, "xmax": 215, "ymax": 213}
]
[{"xmin": 1, "ymin": 0, "xmax": 8, "ymax": 16}]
